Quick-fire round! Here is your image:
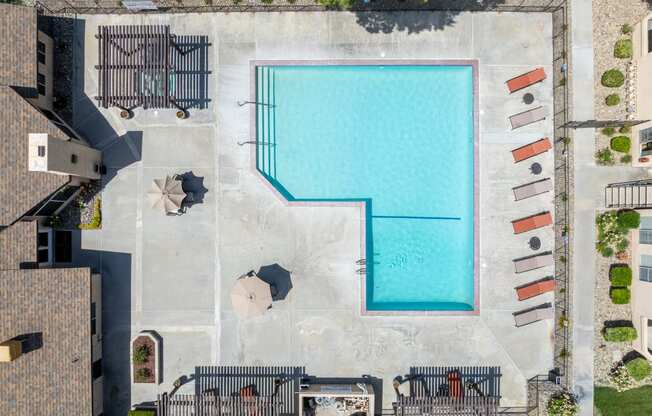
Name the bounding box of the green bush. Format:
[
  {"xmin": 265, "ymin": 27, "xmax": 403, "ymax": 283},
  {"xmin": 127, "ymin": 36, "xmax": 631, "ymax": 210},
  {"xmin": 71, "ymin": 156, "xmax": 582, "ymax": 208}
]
[
  {"xmin": 132, "ymin": 345, "xmax": 150, "ymax": 364},
  {"xmin": 621, "ymin": 154, "xmax": 633, "ymax": 164},
  {"xmin": 610, "ymin": 287, "xmax": 631, "ymax": 304},
  {"xmin": 610, "ymin": 265, "xmax": 632, "ymax": 286},
  {"xmin": 547, "ymin": 392, "xmax": 579, "ymax": 416},
  {"xmin": 602, "ymin": 127, "xmax": 616, "ymax": 136},
  {"xmin": 611, "ymin": 136, "xmax": 631, "ymax": 153},
  {"xmin": 128, "ymin": 411, "xmax": 156, "ymax": 416},
  {"xmin": 596, "ymin": 148, "xmax": 615, "ymax": 165},
  {"xmin": 622, "ymin": 23, "xmax": 633, "ymax": 35},
  {"xmin": 604, "ymin": 326, "xmax": 637, "ymax": 342},
  {"xmin": 617, "ymin": 210, "xmax": 640, "ymax": 229},
  {"xmin": 317, "ymin": 0, "xmax": 355, "ymax": 8},
  {"xmin": 606, "ymin": 94, "xmax": 621, "ymax": 106},
  {"xmin": 620, "ymin": 125, "xmax": 632, "ymax": 134},
  {"xmin": 614, "ymin": 39, "xmax": 633, "ymax": 59},
  {"xmin": 602, "ymin": 69, "xmax": 625, "ymax": 87},
  {"xmin": 625, "ymin": 358, "xmax": 651, "ymax": 381},
  {"xmin": 135, "ymin": 367, "xmax": 151, "ymax": 382}
]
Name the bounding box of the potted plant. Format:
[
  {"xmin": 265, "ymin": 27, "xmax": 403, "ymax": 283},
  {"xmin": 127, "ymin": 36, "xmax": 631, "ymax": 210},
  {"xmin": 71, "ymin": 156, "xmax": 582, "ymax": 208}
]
[
  {"xmin": 120, "ymin": 109, "xmax": 133, "ymax": 119},
  {"xmin": 176, "ymin": 109, "xmax": 188, "ymax": 119}
]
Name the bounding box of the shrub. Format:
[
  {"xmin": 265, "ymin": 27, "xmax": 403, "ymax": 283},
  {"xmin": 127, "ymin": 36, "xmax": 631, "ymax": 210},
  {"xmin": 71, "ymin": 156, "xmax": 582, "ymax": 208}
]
[
  {"xmin": 602, "ymin": 127, "xmax": 616, "ymax": 136},
  {"xmin": 610, "ymin": 136, "xmax": 631, "ymax": 153},
  {"xmin": 133, "ymin": 345, "xmax": 150, "ymax": 364},
  {"xmin": 602, "ymin": 69, "xmax": 625, "ymax": 87},
  {"xmin": 317, "ymin": 0, "xmax": 356, "ymax": 8},
  {"xmin": 604, "ymin": 326, "xmax": 637, "ymax": 342},
  {"xmin": 135, "ymin": 368, "xmax": 151, "ymax": 382},
  {"xmin": 616, "ymin": 238, "xmax": 630, "ymax": 252},
  {"xmin": 622, "ymin": 23, "xmax": 633, "ymax": 35},
  {"xmin": 596, "ymin": 148, "xmax": 615, "ymax": 165},
  {"xmin": 625, "ymin": 358, "xmax": 651, "ymax": 381},
  {"xmin": 620, "ymin": 125, "xmax": 632, "ymax": 134},
  {"xmin": 621, "ymin": 154, "xmax": 633, "ymax": 163},
  {"xmin": 79, "ymin": 198, "xmax": 102, "ymax": 230},
  {"xmin": 617, "ymin": 210, "xmax": 640, "ymax": 229},
  {"xmin": 610, "ymin": 287, "xmax": 631, "ymax": 304},
  {"xmin": 606, "ymin": 94, "xmax": 621, "ymax": 106},
  {"xmin": 609, "ymin": 365, "xmax": 635, "ymax": 391},
  {"xmin": 547, "ymin": 392, "xmax": 579, "ymax": 416},
  {"xmin": 128, "ymin": 411, "xmax": 156, "ymax": 416},
  {"xmin": 600, "ymin": 245, "xmax": 614, "ymax": 257},
  {"xmin": 610, "ymin": 265, "xmax": 633, "ymax": 286},
  {"xmin": 596, "ymin": 211, "xmax": 630, "ymax": 257},
  {"xmin": 614, "ymin": 39, "xmax": 633, "ymax": 59}
]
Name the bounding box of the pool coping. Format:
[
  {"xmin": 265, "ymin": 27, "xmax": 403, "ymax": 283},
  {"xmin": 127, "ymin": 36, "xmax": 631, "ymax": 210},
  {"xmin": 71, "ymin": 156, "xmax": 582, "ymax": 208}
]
[{"xmin": 248, "ymin": 59, "xmax": 479, "ymax": 316}]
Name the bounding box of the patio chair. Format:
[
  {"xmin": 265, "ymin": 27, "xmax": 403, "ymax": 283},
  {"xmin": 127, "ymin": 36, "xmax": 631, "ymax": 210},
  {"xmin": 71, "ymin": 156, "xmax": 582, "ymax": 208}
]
[
  {"xmin": 513, "ymin": 252, "xmax": 553, "ymax": 273},
  {"xmin": 448, "ymin": 370, "xmax": 463, "ymax": 399},
  {"xmin": 506, "ymin": 68, "xmax": 546, "ymax": 93},
  {"xmin": 515, "ymin": 278, "xmax": 556, "ymax": 301},
  {"xmin": 511, "ymin": 211, "xmax": 553, "ymax": 234},
  {"xmin": 513, "ymin": 303, "xmax": 554, "ymax": 327},
  {"xmin": 511, "ymin": 138, "xmax": 552, "ymax": 162},
  {"xmin": 513, "ymin": 178, "xmax": 552, "ymax": 201},
  {"xmin": 509, "ymin": 106, "xmax": 548, "ymax": 129}
]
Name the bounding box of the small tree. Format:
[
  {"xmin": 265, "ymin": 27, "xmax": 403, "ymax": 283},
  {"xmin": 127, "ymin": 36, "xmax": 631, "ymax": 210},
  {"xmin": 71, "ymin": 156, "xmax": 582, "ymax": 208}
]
[
  {"xmin": 610, "ymin": 265, "xmax": 632, "ymax": 286},
  {"xmin": 625, "ymin": 357, "xmax": 651, "ymax": 381},
  {"xmin": 601, "ymin": 69, "xmax": 625, "ymax": 87},
  {"xmin": 610, "ymin": 287, "xmax": 631, "ymax": 304},
  {"xmin": 133, "ymin": 345, "xmax": 150, "ymax": 364},
  {"xmin": 617, "ymin": 210, "xmax": 640, "ymax": 229},
  {"xmin": 135, "ymin": 367, "xmax": 152, "ymax": 382}
]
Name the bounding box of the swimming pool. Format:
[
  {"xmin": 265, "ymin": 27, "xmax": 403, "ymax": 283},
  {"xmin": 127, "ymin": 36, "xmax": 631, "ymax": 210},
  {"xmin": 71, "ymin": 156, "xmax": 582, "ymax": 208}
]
[{"xmin": 254, "ymin": 61, "xmax": 478, "ymax": 313}]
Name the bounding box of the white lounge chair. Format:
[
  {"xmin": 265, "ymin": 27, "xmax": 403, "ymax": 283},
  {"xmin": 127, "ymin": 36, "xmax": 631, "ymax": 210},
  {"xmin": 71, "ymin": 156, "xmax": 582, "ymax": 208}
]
[
  {"xmin": 513, "ymin": 252, "xmax": 553, "ymax": 273},
  {"xmin": 514, "ymin": 303, "xmax": 554, "ymax": 327},
  {"xmin": 509, "ymin": 106, "xmax": 548, "ymax": 129},
  {"xmin": 513, "ymin": 178, "xmax": 552, "ymax": 201}
]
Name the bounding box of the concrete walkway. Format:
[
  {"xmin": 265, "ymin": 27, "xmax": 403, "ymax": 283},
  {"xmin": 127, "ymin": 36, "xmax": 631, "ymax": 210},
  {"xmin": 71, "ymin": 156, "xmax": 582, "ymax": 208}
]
[{"xmin": 570, "ymin": 0, "xmax": 648, "ymax": 413}]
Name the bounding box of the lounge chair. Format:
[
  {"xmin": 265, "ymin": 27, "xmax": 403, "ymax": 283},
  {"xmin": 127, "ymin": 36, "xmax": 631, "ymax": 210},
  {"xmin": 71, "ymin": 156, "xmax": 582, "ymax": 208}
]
[
  {"xmin": 513, "ymin": 303, "xmax": 554, "ymax": 327},
  {"xmin": 448, "ymin": 370, "xmax": 463, "ymax": 399},
  {"xmin": 512, "ymin": 212, "xmax": 553, "ymax": 234},
  {"xmin": 506, "ymin": 68, "xmax": 546, "ymax": 93},
  {"xmin": 510, "ymin": 106, "xmax": 548, "ymax": 129},
  {"xmin": 516, "ymin": 278, "xmax": 556, "ymax": 301},
  {"xmin": 513, "ymin": 178, "xmax": 552, "ymax": 201},
  {"xmin": 513, "ymin": 252, "xmax": 553, "ymax": 273},
  {"xmin": 511, "ymin": 138, "xmax": 552, "ymax": 162}
]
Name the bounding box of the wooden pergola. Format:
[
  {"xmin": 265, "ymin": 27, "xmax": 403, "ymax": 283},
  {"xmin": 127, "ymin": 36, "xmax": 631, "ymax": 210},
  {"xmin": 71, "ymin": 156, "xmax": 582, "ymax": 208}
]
[{"xmin": 95, "ymin": 25, "xmax": 206, "ymax": 111}]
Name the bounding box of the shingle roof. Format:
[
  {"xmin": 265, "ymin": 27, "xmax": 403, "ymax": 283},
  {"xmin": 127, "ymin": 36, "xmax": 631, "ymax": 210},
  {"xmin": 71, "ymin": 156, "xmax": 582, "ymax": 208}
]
[
  {"xmin": 0, "ymin": 4, "xmax": 37, "ymax": 87},
  {"xmin": 0, "ymin": 221, "xmax": 37, "ymax": 270},
  {"xmin": 0, "ymin": 268, "xmax": 92, "ymax": 416},
  {"xmin": 0, "ymin": 88, "xmax": 70, "ymax": 226}
]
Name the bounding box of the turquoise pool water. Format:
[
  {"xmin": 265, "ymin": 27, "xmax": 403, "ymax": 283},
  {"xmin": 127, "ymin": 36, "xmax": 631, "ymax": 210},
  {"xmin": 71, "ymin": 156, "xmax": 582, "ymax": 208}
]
[{"xmin": 255, "ymin": 64, "xmax": 476, "ymax": 311}]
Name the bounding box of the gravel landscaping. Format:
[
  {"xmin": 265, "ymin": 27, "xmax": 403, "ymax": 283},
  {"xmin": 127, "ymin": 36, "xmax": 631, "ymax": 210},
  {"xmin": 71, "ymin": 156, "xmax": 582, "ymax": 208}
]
[{"xmin": 592, "ymin": 0, "xmax": 649, "ymax": 164}]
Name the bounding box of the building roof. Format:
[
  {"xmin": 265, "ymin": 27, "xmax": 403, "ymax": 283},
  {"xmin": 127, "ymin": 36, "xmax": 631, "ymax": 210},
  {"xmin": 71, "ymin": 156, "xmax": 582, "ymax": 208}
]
[
  {"xmin": 0, "ymin": 221, "xmax": 37, "ymax": 270},
  {"xmin": 0, "ymin": 268, "xmax": 92, "ymax": 416},
  {"xmin": 0, "ymin": 88, "xmax": 70, "ymax": 226},
  {"xmin": 0, "ymin": 4, "xmax": 37, "ymax": 87}
]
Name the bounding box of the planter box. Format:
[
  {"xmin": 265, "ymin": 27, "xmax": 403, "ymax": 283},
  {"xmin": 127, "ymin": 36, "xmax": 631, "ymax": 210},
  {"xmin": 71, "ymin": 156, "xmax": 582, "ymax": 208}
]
[{"xmin": 130, "ymin": 331, "xmax": 161, "ymax": 384}]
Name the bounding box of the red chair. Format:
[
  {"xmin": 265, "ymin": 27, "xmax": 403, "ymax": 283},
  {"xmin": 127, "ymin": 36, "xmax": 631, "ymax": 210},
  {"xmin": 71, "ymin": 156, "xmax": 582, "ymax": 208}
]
[
  {"xmin": 512, "ymin": 138, "xmax": 552, "ymax": 163},
  {"xmin": 516, "ymin": 279, "xmax": 556, "ymax": 301},
  {"xmin": 506, "ymin": 68, "xmax": 547, "ymax": 93},
  {"xmin": 511, "ymin": 212, "xmax": 552, "ymax": 234}
]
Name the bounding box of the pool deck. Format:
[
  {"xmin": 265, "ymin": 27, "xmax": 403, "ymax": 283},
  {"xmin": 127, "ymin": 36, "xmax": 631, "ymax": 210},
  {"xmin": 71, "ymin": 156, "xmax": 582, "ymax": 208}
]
[{"xmin": 75, "ymin": 11, "xmax": 554, "ymax": 413}]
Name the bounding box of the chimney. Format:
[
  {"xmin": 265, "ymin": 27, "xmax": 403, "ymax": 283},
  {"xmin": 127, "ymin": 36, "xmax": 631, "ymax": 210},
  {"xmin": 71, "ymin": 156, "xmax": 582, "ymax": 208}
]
[
  {"xmin": 0, "ymin": 339, "xmax": 22, "ymax": 362},
  {"xmin": 28, "ymin": 133, "xmax": 102, "ymax": 180}
]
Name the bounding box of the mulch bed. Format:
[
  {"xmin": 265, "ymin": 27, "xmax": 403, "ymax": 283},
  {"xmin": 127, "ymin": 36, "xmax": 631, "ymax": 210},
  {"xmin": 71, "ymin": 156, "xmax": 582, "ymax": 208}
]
[{"xmin": 133, "ymin": 336, "xmax": 156, "ymax": 384}]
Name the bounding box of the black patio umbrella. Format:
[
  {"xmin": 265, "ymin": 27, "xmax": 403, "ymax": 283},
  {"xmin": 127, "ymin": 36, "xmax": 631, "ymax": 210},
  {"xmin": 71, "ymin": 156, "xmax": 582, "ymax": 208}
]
[{"xmin": 257, "ymin": 264, "xmax": 293, "ymax": 301}]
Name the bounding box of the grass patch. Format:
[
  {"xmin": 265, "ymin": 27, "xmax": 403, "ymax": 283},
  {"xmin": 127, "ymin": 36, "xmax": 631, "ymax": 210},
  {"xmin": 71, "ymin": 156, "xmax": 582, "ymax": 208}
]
[
  {"xmin": 611, "ymin": 136, "xmax": 631, "ymax": 153},
  {"xmin": 595, "ymin": 386, "xmax": 652, "ymax": 415},
  {"xmin": 614, "ymin": 39, "xmax": 633, "ymax": 59},
  {"xmin": 602, "ymin": 69, "xmax": 625, "ymax": 87},
  {"xmin": 128, "ymin": 411, "xmax": 156, "ymax": 416}
]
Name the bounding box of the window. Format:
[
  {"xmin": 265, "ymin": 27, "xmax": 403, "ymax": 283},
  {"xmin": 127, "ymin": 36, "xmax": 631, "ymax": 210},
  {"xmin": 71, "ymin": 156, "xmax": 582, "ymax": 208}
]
[
  {"xmin": 91, "ymin": 302, "xmax": 97, "ymax": 336},
  {"xmin": 37, "ymin": 145, "xmax": 46, "ymax": 157},
  {"xmin": 648, "ymin": 19, "xmax": 652, "ymax": 53},
  {"xmin": 24, "ymin": 185, "xmax": 79, "ymax": 218},
  {"xmin": 37, "ymin": 231, "xmax": 50, "ymax": 264},
  {"xmin": 92, "ymin": 359, "xmax": 102, "ymax": 380},
  {"xmin": 37, "ymin": 73, "xmax": 46, "ymax": 96},
  {"xmin": 54, "ymin": 230, "xmax": 72, "ymax": 263},
  {"xmin": 641, "ymin": 255, "xmax": 652, "ymax": 282},
  {"xmin": 37, "ymin": 41, "xmax": 46, "ymax": 64},
  {"xmin": 70, "ymin": 154, "xmax": 78, "ymax": 164}
]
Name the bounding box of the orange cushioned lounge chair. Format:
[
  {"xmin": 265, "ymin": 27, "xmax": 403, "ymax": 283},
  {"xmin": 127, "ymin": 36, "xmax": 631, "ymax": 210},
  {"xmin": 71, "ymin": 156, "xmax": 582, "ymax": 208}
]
[
  {"xmin": 512, "ymin": 138, "xmax": 552, "ymax": 163},
  {"xmin": 516, "ymin": 279, "xmax": 556, "ymax": 301},
  {"xmin": 506, "ymin": 68, "xmax": 547, "ymax": 93},
  {"xmin": 511, "ymin": 212, "xmax": 553, "ymax": 234}
]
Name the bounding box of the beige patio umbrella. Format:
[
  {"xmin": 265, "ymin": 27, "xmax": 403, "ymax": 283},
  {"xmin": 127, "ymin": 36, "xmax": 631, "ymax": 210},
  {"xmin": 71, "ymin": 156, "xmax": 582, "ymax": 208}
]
[
  {"xmin": 230, "ymin": 275, "xmax": 273, "ymax": 318},
  {"xmin": 147, "ymin": 175, "xmax": 186, "ymax": 214}
]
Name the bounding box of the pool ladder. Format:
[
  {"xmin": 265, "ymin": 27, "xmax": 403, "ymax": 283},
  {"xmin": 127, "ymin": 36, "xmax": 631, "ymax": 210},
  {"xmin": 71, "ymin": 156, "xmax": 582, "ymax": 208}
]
[{"xmin": 356, "ymin": 259, "xmax": 366, "ymax": 275}]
